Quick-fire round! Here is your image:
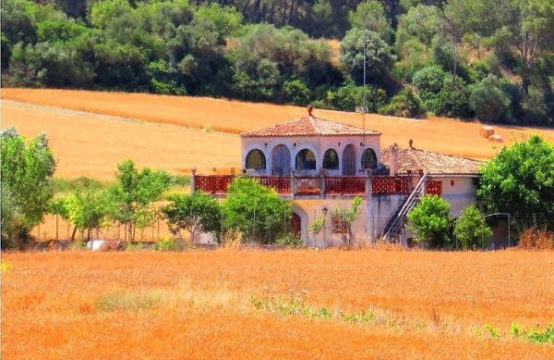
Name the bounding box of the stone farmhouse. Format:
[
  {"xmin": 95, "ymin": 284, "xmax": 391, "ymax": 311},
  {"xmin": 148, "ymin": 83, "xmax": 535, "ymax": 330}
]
[{"xmin": 192, "ymin": 108, "xmax": 482, "ymax": 246}]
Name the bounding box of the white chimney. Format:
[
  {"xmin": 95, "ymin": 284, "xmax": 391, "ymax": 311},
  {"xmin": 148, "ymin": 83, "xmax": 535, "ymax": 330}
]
[{"xmin": 390, "ymin": 143, "xmax": 399, "ymax": 176}]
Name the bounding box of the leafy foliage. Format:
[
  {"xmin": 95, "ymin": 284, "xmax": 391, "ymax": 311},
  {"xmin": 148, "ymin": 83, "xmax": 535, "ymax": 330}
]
[
  {"xmin": 407, "ymin": 195, "xmax": 452, "ymax": 248},
  {"xmin": 477, "ymin": 136, "xmax": 554, "ymax": 233},
  {"xmin": 108, "ymin": 160, "xmax": 171, "ymax": 242},
  {"xmin": 222, "ymin": 177, "xmax": 291, "ymax": 244},
  {"xmin": 453, "ymin": 205, "xmax": 492, "ymax": 249},
  {"xmin": 1, "ymin": 127, "xmax": 55, "ymax": 248},
  {"xmin": 330, "ymin": 196, "xmax": 363, "ymax": 246},
  {"xmin": 162, "ymin": 191, "xmax": 222, "ymax": 243}
]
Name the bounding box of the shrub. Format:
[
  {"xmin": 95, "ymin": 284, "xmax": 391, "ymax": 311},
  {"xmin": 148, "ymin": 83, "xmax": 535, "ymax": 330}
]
[
  {"xmin": 453, "ymin": 205, "xmax": 492, "ymax": 249},
  {"xmin": 323, "ymin": 83, "xmax": 386, "ymax": 112},
  {"xmin": 518, "ymin": 228, "xmax": 554, "ymax": 249},
  {"xmin": 433, "ymin": 76, "xmax": 472, "ymax": 118},
  {"xmin": 222, "ymin": 177, "xmax": 291, "ymax": 244},
  {"xmin": 275, "ymin": 233, "xmax": 302, "ymax": 247},
  {"xmin": 162, "ymin": 191, "xmax": 222, "ymax": 243},
  {"xmin": 468, "ymin": 61, "xmax": 490, "ymax": 83},
  {"xmin": 469, "ymin": 75, "xmax": 511, "ymax": 123},
  {"xmin": 155, "ymin": 237, "xmax": 181, "ymax": 251},
  {"xmin": 407, "ymin": 195, "xmax": 451, "ymax": 248},
  {"xmin": 379, "ymin": 87, "xmax": 425, "ymax": 118},
  {"xmin": 412, "ymin": 65, "xmax": 446, "ymax": 95},
  {"xmin": 330, "ymin": 196, "xmax": 363, "ymax": 246}
]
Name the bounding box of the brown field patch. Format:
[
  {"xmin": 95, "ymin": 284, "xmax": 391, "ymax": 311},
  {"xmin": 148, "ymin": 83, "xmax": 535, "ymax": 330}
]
[
  {"xmin": 4, "ymin": 88, "xmax": 554, "ymax": 165},
  {"xmin": 2, "ymin": 250, "xmax": 553, "ymax": 359}
]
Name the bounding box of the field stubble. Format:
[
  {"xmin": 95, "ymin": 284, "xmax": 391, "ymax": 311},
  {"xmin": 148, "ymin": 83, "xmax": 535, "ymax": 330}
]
[{"xmin": 2, "ymin": 249, "xmax": 553, "ymax": 359}]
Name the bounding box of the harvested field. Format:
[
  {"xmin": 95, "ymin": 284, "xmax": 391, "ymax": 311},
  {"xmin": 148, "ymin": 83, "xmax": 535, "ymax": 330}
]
[
  {"xmin": 4, "ymin": 88, "xmax": 554, "ymax": 164},
  {"xmin": 1, "ymin": 100, "xmax": 240, "ymax": 180},
  {"xmin": 2, "ymin": 249, "xmax": 553, "ymax": 359}
]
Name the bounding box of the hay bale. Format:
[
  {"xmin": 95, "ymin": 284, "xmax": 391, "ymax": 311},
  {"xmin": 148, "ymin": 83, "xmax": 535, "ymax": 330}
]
[
  {"xmin": 480, "ymin": 126, "xmax": 494, "ymax": 138},
  {"xmin": 489, "ymin": 134, "xmax": 503, "ymax": 142}
]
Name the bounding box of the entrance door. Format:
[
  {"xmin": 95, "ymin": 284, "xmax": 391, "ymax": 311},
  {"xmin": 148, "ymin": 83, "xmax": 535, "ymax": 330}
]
[
  {"xmin": 291, "ymin": 212, "xmax": 301, "ymax": 237},
  {"xmin": 272, "ymin": 145, "xmax": 291, "ymax": 175},
  {"xmin": 342, "ymin": 144, "xmax": 356, "ymax": 175}
]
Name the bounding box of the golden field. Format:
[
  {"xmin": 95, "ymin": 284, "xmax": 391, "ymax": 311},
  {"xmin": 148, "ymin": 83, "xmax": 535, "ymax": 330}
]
[
  {"xmin": 4, "ymin": 88, "xmax": 554, "ymax": 180},
  {"xmin": 2, "ymin": 249, "xmax": 553, "ymax": 359}
]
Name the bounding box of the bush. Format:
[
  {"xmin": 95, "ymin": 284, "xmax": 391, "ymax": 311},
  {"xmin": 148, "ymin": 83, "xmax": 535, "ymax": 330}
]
[
  {"xmin": 469, "ymin": 75, "xmax": 511, "ymax": 123},
  {"xmin": 323, "ymin": 83, "xmax": 386, "ymax": 112},
  {"xmin": 412, "ymin": 65, "xmax": 446, "ymax": 95},
  {"xmin": 433, "ymin": 76, "xmax": 472, "ymax": 118},
  {"xmin": 379, "ymin": 87, "xmax": 425, "ymax": 118},
  {"xmin": 275, "ymin": 233, "xmax": 302, "ymax": 247},
  {"xmin": 155, "ymin": 237, "xmax": 181, "ymax": 251},
  {"xmin": 453, "ymin": 205, "xmax": 492, "ymax": 249},
  {"xmin": 407, "ymin": 195, "xmax": 452, "ymax": 248},
  {"xmin": 222, "ymin": 177, "xmax": 291, "ymax": 244}
]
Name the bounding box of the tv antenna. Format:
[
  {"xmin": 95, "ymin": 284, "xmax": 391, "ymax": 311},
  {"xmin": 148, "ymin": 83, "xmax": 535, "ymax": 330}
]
[{"xmin": 355, "ymin": 34, "xmax": 368, "ymax": 148}]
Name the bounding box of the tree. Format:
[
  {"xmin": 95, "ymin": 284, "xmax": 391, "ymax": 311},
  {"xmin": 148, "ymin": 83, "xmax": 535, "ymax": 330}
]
[
  {"xmin": 477, "ymin": 135, "xmax": 554, "ymax": 233},
  {"xmin": 331, "ymin": 196, "xmax": 363, "ymax": 246},
  {"xmin": 1, "ymin": 127, "xmax": 56, "ymax": 248},
  {"xmin": 222, "ymin": 177, "xmax": 291, "ymax": 244},
  {"xmin": 349, "ymin": 1, "xmax": 393, "ymax": 42},
  {"xmin": 108, "ymin": 160, "xmax": 171, "ymax": 242},
  {"xmin": 162, "ymin": 191, "xmax": 222, "ymax": 243},
  {"xmin": 469, "ymin": 75, "xmax": 511, "ymax": 123},
  {"xmin": 407, "ymin": 195, "xmax": 452, "ymax": 248},
  {"xmin": 454, "ymin": 205, "xmax": 493, "ymax": 249},
  {"xmin": 340, "ymin": 28, "xmax": 394, "ymax": 86},
  {"xmin": 65, "ymin": 187, "xmax": 110, "ymax": 241},
  {"xmin": 379, "ymin": 87, "xmax": 425, "ymax": 117}
]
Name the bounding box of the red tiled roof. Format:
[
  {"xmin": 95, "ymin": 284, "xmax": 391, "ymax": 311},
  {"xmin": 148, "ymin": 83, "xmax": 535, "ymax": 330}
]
[
  {"xmin": 241, "ymin": 116, "xmax": 380, "ymax": 137},
  {"xmin": 380, "ymin": 147, "xmax": 483, "ymax": 175}
]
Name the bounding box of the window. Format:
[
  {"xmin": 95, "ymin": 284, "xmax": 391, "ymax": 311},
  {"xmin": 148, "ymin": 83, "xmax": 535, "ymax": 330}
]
[
  {"xmin": 295, "ymin": 149, "xmax": 316, "ymax": 170},
  {"xmin": 245, "ymin": 149, "xmax": 266, "ymax": 170},
  {"xmin": 361, "ymin": 148, "xmax": 377, "ymax": 169},
  {"xmin": 323, "ymin": 149, "xmax": 339, "ymax": 170}
]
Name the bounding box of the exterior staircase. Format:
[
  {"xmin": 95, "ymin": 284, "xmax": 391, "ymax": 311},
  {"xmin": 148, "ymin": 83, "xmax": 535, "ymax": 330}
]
[{"xmin": 382, "ymin": 174, "xmax": 427, "ymax": 243}]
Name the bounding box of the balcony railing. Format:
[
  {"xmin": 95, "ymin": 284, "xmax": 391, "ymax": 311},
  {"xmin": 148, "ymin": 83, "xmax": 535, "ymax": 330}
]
[{"xmin": 192, "ymin": 174, "xmax": 433, "ymax": 197}]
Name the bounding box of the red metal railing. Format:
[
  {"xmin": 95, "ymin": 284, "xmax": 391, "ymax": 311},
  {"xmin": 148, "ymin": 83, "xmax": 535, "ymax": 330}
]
[
  {"xmin": 254, "ymin": 176, "xmax": 291, "ymax": 194},
  {"xmin": 372, "ymin": 177, "xmax": 410, "ymax": 195},
  {"xmin": 325, "ymin": 176, "xmax": 366, "ymax": 195},
  {"xmin": 425, "ymin": 180, "xmax": 442, "ymax": 196},
  {"xmin": 194, "ymin": 175, "xmax": 414, "ymax": 196}
]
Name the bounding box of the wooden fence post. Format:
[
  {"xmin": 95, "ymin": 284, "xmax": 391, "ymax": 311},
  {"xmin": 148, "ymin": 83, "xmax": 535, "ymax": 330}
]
[{"xmin": 191, "ymin": 167, "xmax": 197, "ymax": 194}]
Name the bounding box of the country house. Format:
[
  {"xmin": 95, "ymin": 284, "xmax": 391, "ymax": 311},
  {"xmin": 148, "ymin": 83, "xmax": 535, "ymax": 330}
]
[{"xmin": 192, "ymin": 108, "xmax": 482, "ymax": 246}]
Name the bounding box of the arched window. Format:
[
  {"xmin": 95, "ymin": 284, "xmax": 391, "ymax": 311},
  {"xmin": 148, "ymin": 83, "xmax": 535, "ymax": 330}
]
[
  {"xmin": 323, "ymin": 149, "xmax": 339, "ymax": 170},
  {"xmin": 295, "ymin": 149, "xmax": 316, "ymax": 170},
  {"xmin": 361, "ymin": 148, "xmax": 377, "ymax": 169},
  {"xmin": 245, "ymin": 149, "xmax": 266, "ymax": 170}
]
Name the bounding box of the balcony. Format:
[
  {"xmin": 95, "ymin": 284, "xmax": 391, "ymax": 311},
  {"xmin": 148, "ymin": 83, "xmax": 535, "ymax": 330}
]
[{"xmin": 191, "ymin": 173, "xmax": 427, "ymax": 198}]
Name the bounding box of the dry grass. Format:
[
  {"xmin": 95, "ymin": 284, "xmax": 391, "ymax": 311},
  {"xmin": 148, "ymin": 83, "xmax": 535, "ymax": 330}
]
[
  {"xmin": 1, "ymin": 99, "xmax": 240, "ymax": 180},
  {"xmin": 2, "ymin": 249, "xmax": 553, "ymax": 359},
  {"xmin": 4, "ymin": 88, "xmax": 554, "ymax": 164}
]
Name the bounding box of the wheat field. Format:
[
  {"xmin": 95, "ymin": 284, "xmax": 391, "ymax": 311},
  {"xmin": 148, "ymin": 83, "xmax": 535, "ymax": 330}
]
[
  {"xmin": 2, "ymin": 249, "xmax": 553, "ymax": 359},
  {"xmin": 4, "ymin": 88, "xmax": 554, "ymax": 177}
]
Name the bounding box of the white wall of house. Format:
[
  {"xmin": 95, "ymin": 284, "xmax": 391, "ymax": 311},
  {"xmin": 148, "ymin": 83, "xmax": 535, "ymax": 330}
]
[
  {"xmin": 431, "ymin": 176, "xmax": 478, "ymax": 216},
  {"xmin": 241, "ymin": 135, "xmax": 381, "ymax": 176}
]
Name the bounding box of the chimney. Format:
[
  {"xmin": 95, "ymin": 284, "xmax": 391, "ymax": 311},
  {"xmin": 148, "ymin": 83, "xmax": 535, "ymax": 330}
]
[
  {"xmin": 390, "ymin": 143, "xmax": 399, "ymax": 176},
  {"xmin": 409, "ymin": 139, "xmax": 415, "ymax": 149},
  {"xmin": 307, "ymin": 105, "xmax": 314, "ymax": 117}
]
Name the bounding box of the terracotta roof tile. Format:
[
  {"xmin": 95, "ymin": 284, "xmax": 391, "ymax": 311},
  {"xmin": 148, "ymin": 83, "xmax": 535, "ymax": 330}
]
[
  {"xmin": 380, "ymin": 147, "xmax": 483, "ymax": 175},
  {"xmin": 241, "ymin": 116, "xmax": 380, "ymax": 137}
]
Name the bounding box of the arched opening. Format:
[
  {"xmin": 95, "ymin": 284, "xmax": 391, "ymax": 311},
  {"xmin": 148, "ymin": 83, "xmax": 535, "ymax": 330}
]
[
  {"xmin": 295, "ymin": 149, "xmax": 316, "ymax": 170},
  {"xmin": 361, "ymin": 148, "xmax": 377, "ymax": 170},
  {"xmin": 272, "ymin": 144, "xmax": 291, "ymax": 175},
  {"xmin": 342, "ymin": 144, "xmax": 356, "ymax": 175},
  {"xmin": 245, "ymin": 149, "xmax": 266, "ymax": 170},
  {"xmin": 323, "ymin": 149, "xmax": 339, "ymax": 170}
]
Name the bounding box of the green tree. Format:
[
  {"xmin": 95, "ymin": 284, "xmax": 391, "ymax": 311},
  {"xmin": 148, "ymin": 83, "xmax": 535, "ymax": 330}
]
[
  {"xmin": 379, "ymin": 87, "xmax": 425, "ymax": 117},
  {"xmin": 222, "ymin": 177, "xmax": 291, "ymax": 244},
  {"xmin": 469, "ymin": 75, "xmax": 511, "ymax": 123},
  {"xmin": 478, "ymin": 135, "xmax": 554, "ymax": 233},
  {"xmin": 108, "ymin": 160, "xmax": 171, "ymax": 242},
  {"xmin": 407, "ymin": 195, "xmax": 452, "ymax": 248},
  {"xmin": 331, "ymin": 196, "xmax": 363, "ymax": 246},
  {"xmin": 65, "ymin": 187, "xmax": 110, "ymax": 241},
  {"xmin": 349, "ymin": 1, "xmax": 393, "ymax": 42},
  {"xmin": 1, "ymin": 127, "xmax": 56, "ymax": 248},
  {"xmin": 454, "ymin": 205, "xmax": 493, "ymax": 249},
  {"xmin": 162, "ymin": 191, "xmax": 222, "ymax": 243},
  {"xmin": 340, "ymin": 28, "xmax": 394, "ymax": 85}
]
